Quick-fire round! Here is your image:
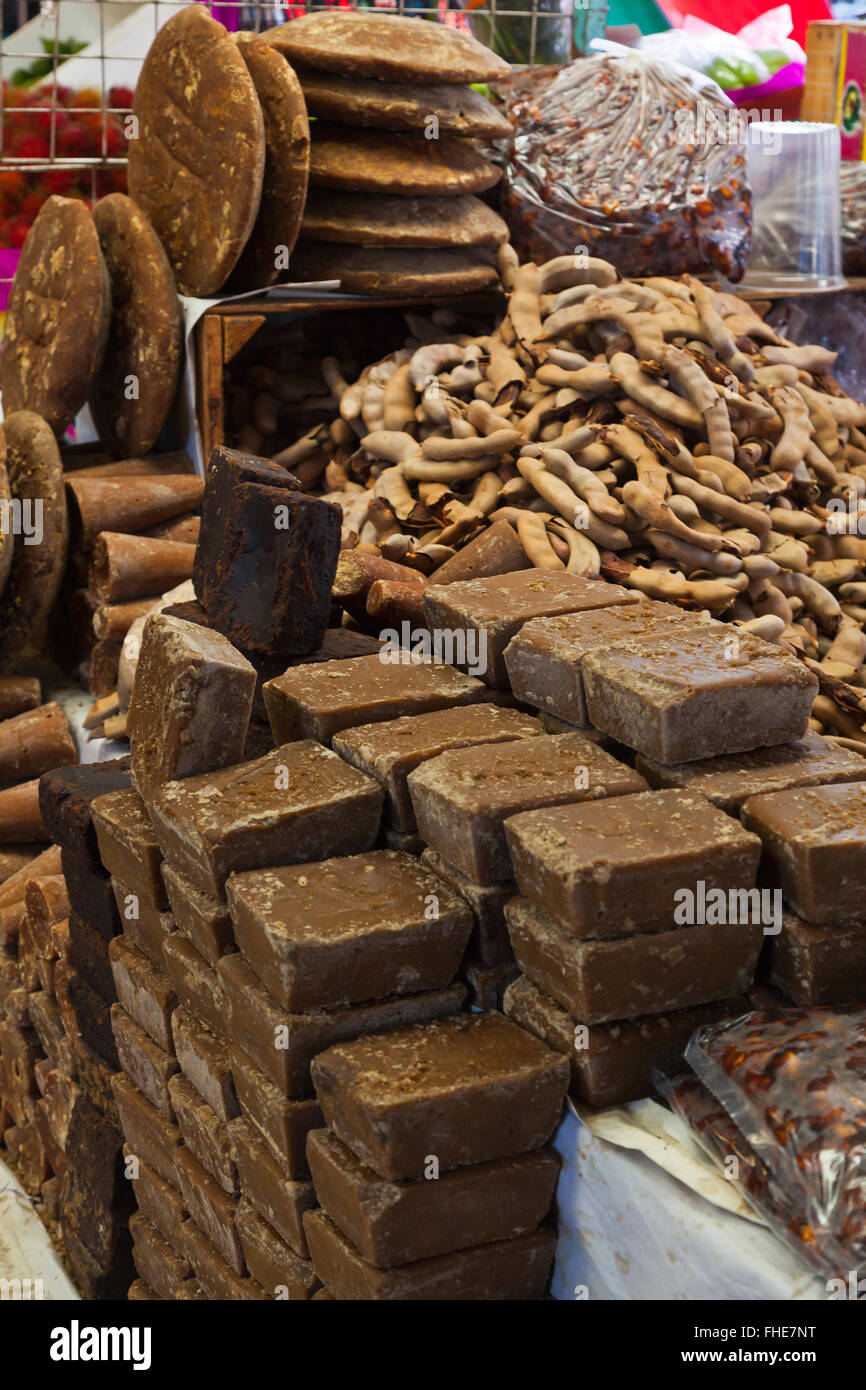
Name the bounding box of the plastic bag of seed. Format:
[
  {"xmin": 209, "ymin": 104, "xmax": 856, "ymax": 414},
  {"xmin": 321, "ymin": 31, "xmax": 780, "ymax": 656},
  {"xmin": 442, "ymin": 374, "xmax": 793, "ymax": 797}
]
[
  {"xmin": 683, "ymin": 1006, "xmax": 866, "ymax": 1287},
  {"xmin": 499, "ymin": 52, "xmax": 752, "ymax": 281}
]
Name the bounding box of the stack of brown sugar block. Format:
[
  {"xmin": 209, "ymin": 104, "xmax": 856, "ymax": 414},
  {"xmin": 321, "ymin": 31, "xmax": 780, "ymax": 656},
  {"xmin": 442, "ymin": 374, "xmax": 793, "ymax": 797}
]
[
  {"xmin": 304, "ymin": 1011, "xmax": 568, "ymax": 1299},
  {"xmin": 484, "ymin": 589, "xmax": 866, "ymax": 1105}
]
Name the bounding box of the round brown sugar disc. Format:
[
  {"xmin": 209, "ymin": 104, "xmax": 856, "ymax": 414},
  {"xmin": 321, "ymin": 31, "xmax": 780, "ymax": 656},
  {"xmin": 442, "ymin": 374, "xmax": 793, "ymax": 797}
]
[
  {"xmin": 297, "ymin": 71, "xmax": 512, "ymax": 139},
  {"xmin": 0, "ymin": 196, "xmax": 110, "ymax": 438},
  {"xmin": 0, "ymin": 412, "xmax": 68, "ymax": 672},
  {"xmin": 225, "ymin": 33, "xmax": 310, "ymax": 294},
  {"xmin": 302, "ymin": 189, "xmax": 508, "ymax": 249},
  {"xmin": 263, "ymin": 12, "xmax": 510, "ymax": 85},
  {"xmin": 291, "ymin": 243, "xmax": 500, "ymax": 298},
  {"xmin": 90, "ymin": 194, "xmax": 183, "ymax": 459},
  {"xmin": 309, "ymin": 124, "xmax": 500, "ymax": 197},
  {"xmin": 127, "ymin": 5, "xmax": 265, "ymax": 297}
]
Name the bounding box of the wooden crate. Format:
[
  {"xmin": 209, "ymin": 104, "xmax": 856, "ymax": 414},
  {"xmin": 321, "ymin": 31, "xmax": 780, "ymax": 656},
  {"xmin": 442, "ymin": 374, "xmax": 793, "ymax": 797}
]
[{"xmin": 194, "ymin": 293, "xmax": 504, "ymax": 466}]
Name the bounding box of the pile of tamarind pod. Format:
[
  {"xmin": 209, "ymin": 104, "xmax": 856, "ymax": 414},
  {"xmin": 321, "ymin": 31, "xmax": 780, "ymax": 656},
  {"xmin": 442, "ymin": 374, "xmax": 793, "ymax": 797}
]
[{"xmin": 280, "ymin": 243, "xmax": 866, "ymax": 745}]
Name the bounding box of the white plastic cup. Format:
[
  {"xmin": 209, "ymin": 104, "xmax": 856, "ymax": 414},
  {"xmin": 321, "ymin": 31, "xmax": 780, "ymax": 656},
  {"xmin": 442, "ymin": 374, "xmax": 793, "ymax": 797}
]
[{"xmin": 744, "ymin": 121, "xmax": 843, "ymax": 290}]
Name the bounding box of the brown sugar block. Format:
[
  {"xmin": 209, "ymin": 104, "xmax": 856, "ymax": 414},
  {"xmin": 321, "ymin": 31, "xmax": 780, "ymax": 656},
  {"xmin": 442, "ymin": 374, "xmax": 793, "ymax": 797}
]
[
  {"xmin": 128, "ymin": 1279, "xmax": 161, "ymax": 1301},
  {"xmin": 263, "ymin": 12, "xmax": 510, "ymax": 85},
  {"xmin": 263, "ymin": 652, "xmax": 487, "ymax": 746},
  {"xmin": 65, "ymin": 474, "xmax": 203, "ymax": 549},
  {"xmin": 38, "ymin": 756, "xmax": 130, "ymax": 870},
  {"xmin": 91, "ymin": 787, "xmax": 167, "ymax": 906},
  {"xmin": 161, "ymin": 862, "xmax": 234, "ymax": 967},
  {"xmin": 423, "ymin": 570, "xmax": 639, "ymax": 688},
  {"xmin": 460, "ymin": 957, "xmax": 518, "ymax": 1010},
  {"xmin": 301, "ymin": 189, "xmax": 508, "ymax": 249},
  {"xmin": 767, "ymin": 911, "xmax": 866, "ymax": 1006},
  {"xmin": 71, "ymin": 1035, "xmax": 120, "ymax": 1126},
  {"xmin": 229, "ymin": 1116, "xmax": 316, "ymax": 1257},
  {"xmin": 62, "ymin": 1223, "xmax": 134, "ymax": 1301},
  {"xmin": 0, "ymin": 197, "xmax": 109, "ymax": 436},
  {"xmin": 742, "ymin": 781, "xmax": 866, "ymax": 924},
  {"xmin": 636, "ymin": 732, "xmax": 866, "ymax": 816},
  {"xmin": 236, "ymin": 1198, "xmax": 320, "ymax": 1300},
  {"xmin": 230, "ymin": 1043, "xmax": 321, "ymax": 1179},
  {"xmin": 408, "ymin": 734, "xmax": 647, "ymax": 885},
  {"xmin": 305, "ymin": 1209, "xmax": 554, "ymax": 1302},
  {"xmin": 63, "ymin": 1090, "xmax": 129, "ymax": 1206},
  {"xmin": 111, "ymin": 1004, "xmax": 178, "ymax": 1120},
  {"xmin": 67, "ymin": 972, "xmax": 120, "ymax": 1068},
  {"xmin": 333, "ymin": 703, "xmax": 543, "ymax": 833},
  {"xmin": 291, "ymin": 242, "xmax": 499, "ymax": 298},
  {"xmin": 312, "ymin": 1011, "xmax": 569, "ymax": 1181},
  {"xmin": 227, "ymin": 34, "xmax": 310, "ymax": 293},
  {"xmin": 112, "ymin": 877, "xmax": 174, "ymax": 967},
  {"xmin": 61, "ymin": 850, "xmax": 122, "ymax": 941},
  {"xmin": 173, "ymin": 1146, "xmax": 245, "ymax": 1275},
  {"xmin": 503, "ymin": 600, "xmax": 705, "ymax": 726},
  {"xmin": 111, "ymin": 1073, "xmax": 183, "ymax": 1189},
  {"xmin": 168, "ymin": 1073, "xmax": 237, "ymax": 1194},
  {"xmin": 505, "ymin": 895, "xmax": 764, "ymax": 1025},
  {"xmin": 309, "ymin": 124, "xmax": 499, "ymax": 196},
  {"xmin": 109, "ymin": 936, "xmax": 177, "ymax": 1052},
  {"xmin": 90, "ymin": 193, "xmax": 182, "ymax": 458},
  {"xmin": 429, "ymin": 521, "xmax": 529, "ymax": 587},
  {"xmin": 162, "ymin": 932, "xmax": 229, "ymax": 1040},
  {"xmin": 421, "ymin": 846, "xmax": 514, "ymax": 963},
  {"xmin": 127, "ymin": 613, "xmax": 256, "ymax": 799},
  {"xmin": 226, "ymin": 850, "xmax": 471, "ymax": 1012},
  {"xmin": 179, "ymin": 1219, "xmax": 264, "ymax": 1301},
  {"xmin": 60, "ymin": 1161, "xmax": 133, "ymax": 1266},
  {"xmin": 192, "ymin": 446, "xmax": 299, "ymax": 603},
  {"xmin": 68, "ymin": 911, "xmax": 114, "ymax": 998},
  {"xmin": 148, "ymin": 741, "xmax": 383, "ymax": 896},
  {"xmin": 0, "ymin": 412, "xmax": 68, "ymax": 670},
  {"xmin": 171, "ymin": 1007, "xmax": 238, "ymax": 1121},
  {"xmin": 0, "ymin": 703, "xmax": 75, "ymax": 783},
  {"xmin": 130, "ymin": 1212, "xmax": 190, "ymax": 1300},
  {"xmin": 503, "ymin": 975, "xmax": 748, "ymax": 1108},
  {"xmin": 127, "ymin": 6, "xmax": 265, "ymax": 297},
  {"xmin": 308, "ymin": 1127, "xmax": 558, "ymax": 1269},
  {"xmin": 218, "ymin": 950, "xmax": 464, "ymax": 1098},
  {"xmin": 297, "ymin": 73, "xmax": 511, "ymax": 138},
  {"xmin": 582, "ymin": 625, "xmax": 817, "ymax": 765},
  {"xmin": 505, "ymin": 789, "xmax": 762, "ymax": 938},
  {"xmin": 23, "ymin": 873, "xmax": 68, "ymax": 957},
  {"xmin": 127, "ymin": 1148, "xmax": 187, "ymax": 1246}
]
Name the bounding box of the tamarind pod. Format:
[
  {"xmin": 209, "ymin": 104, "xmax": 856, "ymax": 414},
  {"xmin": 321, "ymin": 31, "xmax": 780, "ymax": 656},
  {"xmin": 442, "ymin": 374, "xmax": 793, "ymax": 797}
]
[
  {"xmin": 835, "ymin": 536, "xmax": 866, "ymax": 561},
  {"xmin": 499, "ymin": 478, "xmax": 535, "ymax": 504},
  {"xmin": 606, "ymin": 561, "xmax": 745, "ymax": 613},
  {"xmin": 762, "ymin": 535, "xmax": 810, "ymax": 573},
  {"xmin": 742, "ymin": 553, "xmax": 781, "ymax": 580},
  {"xmin": 736, "ymin": 615, "xmax": 786, "ymax": 642},
  {"xmin": 767, "ymin": 507, "xmax": 824, "ymax": 537},
  {"xmin": 547, "ymin": 518, "xmax": 601, "ymax": 577},
  {"xmin": 508, "ymin": 263, "xmax": 545, "ymax": 361},
  {"xmin": 619, "ymin": 408, "xmax": 699, "ymax": 479},
  {"xmin": 718, "ymin": 389, "xmax": 775, "ymax": 421},
  {"xmin": 520, "ymin": 394, "xmax": 561, "ymax": 440},
  {"xmin": 484, "ymin": 339, "xmax": 527, "ymax": 399},
  {"xmin": 541, "ymin": 296, "xmax": 642, "ymax": 342},
  {"xmin": 402, "ymin": 456, "xmax": 499, "ymax": 483},
  {"xmin": 699, "ymin": 455, "xmax": 752, "ymax": 501},
  {"xmin": 754, "ymin": 364, "xmax": 799, "ymax": 387},
  {"xmin": 421, "ymin": 429, "xmax": 521, "ymax": 462},
  {"xmin": 671, "ymin": 473, "xmax": 772, "ymax": 536},
  {"xmin": 840, "ymin": 582, "xmax": 866, "ymax": 603},
  {"xmin": 536, "ymin": 363, "xmax": 620, "ymax": 395},
  {"xmin": 361, "ymin": 384, "xmax": 385, "ymax": 432},
  {"xmin": 809, "ymin": 558, "xmax": 862, "ymax": 587},
  {"xmin": 517, "ymin": 457, "xmax": 629, "ymax": 548},
  {"xmin": 547, "ymin": 347, "xmax": 591, "ymax": 371},
  {"xmin": 688, "ymin": 279, "xmax": 755, "ymax": 382},
  {"xmin": 539, "ymin": 447, "xmax": 626, "ymax": 525},
  {"xmin": 608, "ymin": 352, "xmax": 702, "ymax": 430},
  {"xmin": 813, "ymin": 694, "xmax": 866, "ymax": 739},
  {"xmin": 805, "ymin": 441, "xmax": 839, "ymax": 486},
  {"xmin": 776, "ymin": 570, "xmax": 842, "ymax": 631},
  {"xmin": 469, "ymin": 472, "xmax": 503, "ymax": 516},
  {"xmin": 407, "ymin": 343, "xmax": 463, "ymax": 390},
  {"xmin": 622, "ymin": 480, "xmax": 731, "ymax": 553},
  {"xmin": 538, "ymin": 255, "xmax": 618, "ymax": 294},
  {"xmin": 642, "ymin": 277, "xmax": 692, "ymax": 303},
  {"xmin": 362, "ymin": 431, "xmax": 419, "ymax": 464},
  {"xmin": 644, "ymin": 528, "xmax": 743, "ymax": 576},
  {"xmin": 750, "ymin": 580, "xmax": 794, "ymax": 626},
  {"xmin": 723, "ymin": 315, "xmax": 788, "ymax": 346},
  {"xmin": 653, "ymin": 344, "xmax": 718, "ymax": 415},
  {"xmin": 488, "ymin": 505, "xmax": 551, "ymax": 526},
  {"xmin": 703, "ymin": 397, "xmax": 736, "ymax": 463},
  {"xmin": 600, "ymin": 422, "xmax": 669, "ymax": 498},
  {"xmin": 497, "ymin": 243, "xmax": 519, "ymax": 292},
  {"xmin": 465, "ymin": 399, "xmax": 511, "ymax": 437},
  {"xmin": 763, "ymin": 344, "xmax": 838, "ymax": 372},
  {"xmin": 799, "ymin": 381, "xmax": 866, "ymax": 427},
  {"xmin": 516, "ymin": 511, "xmax": 565, "ymax": 570},
  {"xmin": 381, "ymin": 363, "xmax": 416, "ymax": 432}
]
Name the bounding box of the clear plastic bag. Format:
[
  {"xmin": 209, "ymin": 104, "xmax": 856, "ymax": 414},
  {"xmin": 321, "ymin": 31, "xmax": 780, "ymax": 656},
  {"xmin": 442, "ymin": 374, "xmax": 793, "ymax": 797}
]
[
  {"xmin": 499, "ymin": 53, "xmax": 752, "ymax": 281},
  {"xmin": 840, "ymin": 161, "xmax": 866, "ymax": 276},
  {"xmin": 684, "ymin": 1006, "xmax": 866, "ymax": 1283}
]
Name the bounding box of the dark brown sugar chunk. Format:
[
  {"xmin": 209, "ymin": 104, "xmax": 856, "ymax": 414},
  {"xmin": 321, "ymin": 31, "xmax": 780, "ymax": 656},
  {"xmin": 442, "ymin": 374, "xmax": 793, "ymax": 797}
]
[
  {"xmin": 308, "ymin": 124, "xmax": 499, "ymax": 197},
  {"xmin": 61, "ymin": 850, "xmax": 121, "ymax": 942},
  {"xmin": 148, "ymin": 741, "xmax": 383, "ymax": 896},
  {"xmin": 302, "ymin": 188, "xmax": 509, "ymax": 249},
  {"xmin": 0, "ymin": 412, "xmax": 68, "ymax": 670},
  {"xmin": 263, "ymin": 12, "xmax": 511, "ymax": 85},
  {"xmin": 424, "ymin": 569, "xmax": 639, "ymax": 688},
  {"xmin": 109, "ymin": 935, "xmax": 177, "ymax": 1052},
  {"xmin": 311, "ymin": 1011, "xmax": 569, "ymax": 1181},
  {"xmin": 307, "ymin": 1127, "xmax": 558, "ymax": 1268},
  {"xmin": 230, "ymin": 1043, "xmax": 321, "ymax": 1179},
  {"xmin": 0, "ymin": 197, "xmax": 109, "ymax": 436},
  {"xmin": 172, "ymin": 1006, "xmax": 239, "ymax": 1121},
  {"xmin": 127, "ymin": 6, "xmax": 265, "ymax": 296},
  {"xmin": 161, "ymin": 861, "xmax": 235, "ymax": 967},
  {"xmin": 333, "ymin": 703, "xmax": 543, "ymax": 833},
  {"xmin": 408, "ymin": 734, "xmax": 647, "ymax": 885},
  {"xmin": 227, "ymin": 33, "xmax": 310, "ymax": 294},
  {"xmin": 126, "ymin": 613, "xmax": 256, "ymax": 799},
  {"xmin": 218, "ymin": 950, "xmax": 464, "ymax": 1098},
  {"xmin": 229, "ymin": 1117, "xmax": 316, "ymax": 1257},
  {"xmin": 226, "ymin": 850, "xmax": 471, "ymax": 1011},
  {"xmin": 503, "ymin": 600, "xmax": 704, "ymax": 726},
  {"xmin": 196, "ymin": 482, "xmax": 341, "ymax": 657},
  {"xmin": 90, "ymin": 193, "xmax": 182, "ymax": 458},
  {"xmin": 505, "ymin": 789, "xmax": 762, "ymax": 937},
  {"xmin": 91, "ymin": 786, "xmax": 168, "ymax": 906},
  {"xmin": 111, "ymin": 1004, "xmax": 178, "ymax": 1120},
  {"xmin": 38, "ymin": 757, "xmax": 131, "ymax": 870},
  {"xmin": 290, "ymin": 243, "xmax": 499, "ymax": 298},
  {"xmin": 582, "ymin": 625, "xmax": 818, "ymax": 764},
  {"xmin": 742, "ymin": 781, "xmax": 866, "ymax": 924},
  {"xmin": 304, "ymin": 1209, "xmax": 555, "ymax": 1301},
  {"xmin": 111, "ymin": 1073, "xmax": 183, "ymax": 1189},
  {"xmin": 168, "ymin": 1072, "xmax": 236, "ymax": 1194},
  {"xmin": 767, "ymin": 911, "xmax": 866, "ymax": 1006},
  {"xmin": 264, "ymin": 653, "xmax": 488, "ymax": 747},
  {"xmin": 297, "ymin": 73, "xmax": 511, "ymax": 138},
  {"xmin": 127, "ymin": 1149, "xmax": 187, "ymax": 1246},
  {"xmin": 503, "ymin": 975, "xmax": 748, "ymax": 1108},
  {"xmin": 504, "ymin": 895, "xmax": 764, "ymax": 1025},
  {"xmin": 636, "ymin": 732, "xmax": 866, "ymax": 815},
  {"xmin": 421, "ymin": 847, "xmax": 514, "ymax": 965},
  {"xmin": 162, "ymin": 932, "xmax": 229, "ymax": 1040},
  {"xmin": 236, "ymin": 1198, "xmax": 320, "ymax": 1300}
]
